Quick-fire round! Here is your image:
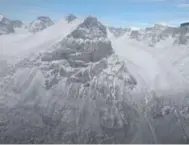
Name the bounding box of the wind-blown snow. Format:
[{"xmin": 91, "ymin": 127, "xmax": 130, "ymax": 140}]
[
  {"xmin": 108, "ymin": 31, "xmax": 159, "ymax": 88},
  {"xmin": 108, "ymin": 28, "xmax": 189, "ymax": 98},
  {"xmin": 0, "ymin": 18, "xmax": 83, "ymax": 64}
]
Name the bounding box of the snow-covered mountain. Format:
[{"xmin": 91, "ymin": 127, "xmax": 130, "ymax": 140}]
[
  {"xmin": 12, "ymin": 20, "xmax": 23, "ymax": 28},
  {"xmin": 0, "ymin": 16, "xmax": 138, "ymax": 144},
  {"xmin": 0, "ymin": 14, "xmax": 14, "ymax": 35},
  {"xmin": 66, "ymin": 14, "xmax": 77, "ymax": 23},
  {"xmin": 28, "ymin": 16, "xmax": 54, "ymax": 33},
  {"xmin": 1, "ymin": 14, "xmax": 189, "ymax": 144}
]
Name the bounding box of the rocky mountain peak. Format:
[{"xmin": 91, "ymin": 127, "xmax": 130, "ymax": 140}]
[
  {"xmin": 41, "ymin": 16, "xmax": 113, "ymax": 65},
  {"xmin": 12, "ymin": 20, "xmax": 23, "ymax": 28},
  {"xmin": 37, "ymin": 16, "xmax": 54, "ymax": 25},
  {"xmin": 69, "ymin": 16, "xmax": 107, "ymax": 39},
  {"xmin": 28, "ymin": 16, "xmax": 54, "ymax": 33},
  {"xmin": 0, "ymin": 15, "xmax": 11, "ymax": 24},
  {"xmin": 0, "ymin": 14, "xmax": 14, "ymax": 35},
  {"xmin": 80, "ymin": 16, "xmax": 103, "ymax": 29},
  {"xmin": 66, "ymin": 14, "xmax": 77, "ymax": 23}
]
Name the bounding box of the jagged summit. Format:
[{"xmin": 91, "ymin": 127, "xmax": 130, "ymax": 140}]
[
  {"xmin": 66, "ymin": 14, "xmax": 77, "ymax": 23},
  {"xmin": 69, "ymin": 16, "xmax": 107, "ymax": 39},
  {"xmin": 37, "ymin": 16, "xmax": 54, "ymax": 25},
  {"xmin": 28, "ymin": 16, "xmax": 54, "ymax": 33},
  {"xmin": 42, "ymin": 15, "xmax": 113, "ymax": 64},
  {"xmin": 80, "ymin": 16, "xmax": 105, "ymax": 31}
]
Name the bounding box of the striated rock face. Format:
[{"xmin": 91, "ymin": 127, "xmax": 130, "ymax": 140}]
[
  {"xmin": 28, "ymin": 16, "xmax": 54, "ymax": 33},
  {"xmin": 12, "ymin": 20, "xmax": 23, "ymax": 28},
  {"xmin": 0, "ymin": 15, "xmax": 14, "ymax": 35},
  {"xmin": 0, "ymin": 16, "xmax": 138, "ymax": 143}
]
